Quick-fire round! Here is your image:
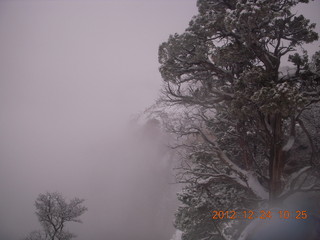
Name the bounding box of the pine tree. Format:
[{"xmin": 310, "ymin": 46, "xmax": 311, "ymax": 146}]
[{"xmin": 156, "ymin": 0, "xmax": 320, "ymax": 239}]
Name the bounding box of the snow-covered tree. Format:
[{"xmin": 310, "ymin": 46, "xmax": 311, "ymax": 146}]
[
  {"xmin": 156, "ymin": 0, "xmax": 320, "ymax": 239},
  {"xmin": 25, "ymin": 230, "xmax": 47, "ymax": 240},
  {"xmin": 25, "ymin": 192, "xmax": 87, "ymax": 240}
]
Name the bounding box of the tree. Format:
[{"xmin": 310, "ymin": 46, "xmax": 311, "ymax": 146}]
[
  {"xmin": 156, "ymin": 0, "xmax": 320, "ymax": 239},
  {"xmin": 25, "ymin": 230, "xmax": 47, "ymax": 240},
  {"xmin": 25, "ymin": 192, "xmax": 87, "ymax": 240}
]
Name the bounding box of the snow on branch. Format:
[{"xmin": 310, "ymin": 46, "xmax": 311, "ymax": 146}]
[
  {"xmin": 282, "ymin": 135, "xmax": 295, "ymax": 151},
  {"xmin": 195, "ymin": 127, "xmax": 268, "ymax": 200},
  {"xmin": 279, "ymin": 166, "xmax": 320, "ymax": 200}
]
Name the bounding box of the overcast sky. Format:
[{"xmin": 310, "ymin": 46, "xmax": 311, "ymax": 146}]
[{"xmin": 0, "ymin": 1, "xmax": 319, "ymax": 240}]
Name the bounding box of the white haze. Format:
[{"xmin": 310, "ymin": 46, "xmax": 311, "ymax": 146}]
[
  {"xmin": 0, "ymin": 1, "xmax": 197, "ymax": 240},
  {"xmin": 0, "ymin": 1, "xmax": 319, "ymax": 240}
]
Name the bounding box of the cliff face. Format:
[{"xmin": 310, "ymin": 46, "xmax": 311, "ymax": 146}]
[{"xmin": 106, "ymin": 118, "xmax": 180, "ymax": 240}]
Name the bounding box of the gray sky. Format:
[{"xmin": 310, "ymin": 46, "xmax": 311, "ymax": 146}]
[{"xmin": 0, "ymin": 1, "xmax": 319, "ymax": 240}]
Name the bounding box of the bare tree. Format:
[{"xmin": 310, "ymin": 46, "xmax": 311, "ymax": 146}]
[
  {"xmin": 25, "ymin": 192, "xmax": 87, "ymax": 240},
  {"xmin": 24, "ymin": 230, "xmax": 47, "ymax": 240}
]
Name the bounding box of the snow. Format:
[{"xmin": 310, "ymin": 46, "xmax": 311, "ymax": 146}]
[
  {"xmin": 218, "ymin": 150, "xmax": 268, "ymax": 199},
  {"xmin": 170, "ymin": 230, "xmax": 182, "ymax": 240},
  {"xmin": 277, "ymin": 82, "xmax": 289, "ymax": 93},
  {"xmin": 282, "ymin": 135, "xmax": 295, "ymax": 151},
  {"xmin": 246, "ymin": 172, "xmax": 268, "ymax": 200},
  {"xmin": 237, "ymin": 218, "xmax": 262, "ymax": 240},
  {"xmin": 280, "ymin": 166, "xmax": 312, "ymax": 198},
  {"xmin": 197, "ymin": 177, "xmax": 214, "ymax": 185}
]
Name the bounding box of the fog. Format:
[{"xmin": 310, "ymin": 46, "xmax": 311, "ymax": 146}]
[
  {"xmin": 0, "ymin": 1, "xmax": 196, "ymax": 239},
  {"xmin": 0, "ymin": 1, "xmax": 319, "ymax": 240}
]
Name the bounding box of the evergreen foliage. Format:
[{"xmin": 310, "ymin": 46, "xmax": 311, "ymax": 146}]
[{"xmin": 156, "ymin": 0, "xmax": 320, "ymax": 239}]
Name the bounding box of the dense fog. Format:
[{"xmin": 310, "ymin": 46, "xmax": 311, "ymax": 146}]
[
  {"xmin": 0, "ymin": 1, "xmax": 319, "ymax": 240},
  {"xmin": 0, "ymin": 1, "xmax": 196, "ymax": 239}
]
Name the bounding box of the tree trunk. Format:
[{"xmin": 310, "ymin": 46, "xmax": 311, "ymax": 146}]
[{"xmin": 269, "ymin": 113, "xmax": 284, "ymax": 204}]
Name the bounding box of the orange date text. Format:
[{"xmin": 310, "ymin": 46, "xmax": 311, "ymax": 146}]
[{"xmin": 212, "ymin": 210, "xmax": 308, "ymax": 220}]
